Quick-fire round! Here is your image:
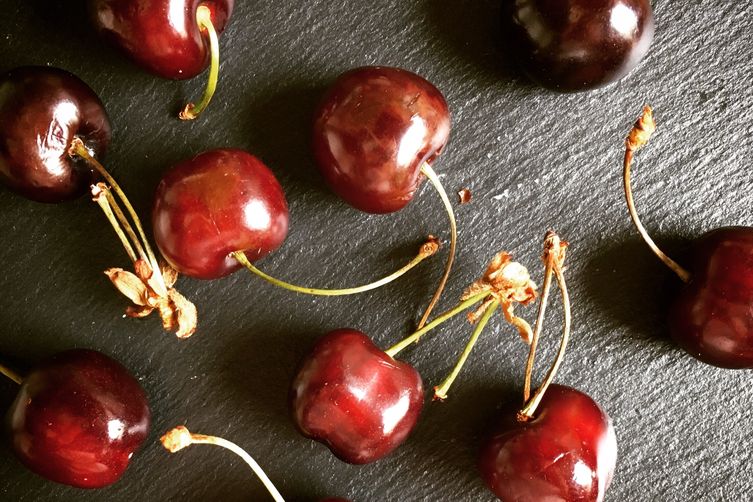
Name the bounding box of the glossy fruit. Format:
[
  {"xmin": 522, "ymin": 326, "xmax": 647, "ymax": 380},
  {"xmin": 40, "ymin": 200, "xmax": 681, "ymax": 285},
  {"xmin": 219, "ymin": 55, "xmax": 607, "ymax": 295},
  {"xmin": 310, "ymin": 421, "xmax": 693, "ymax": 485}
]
[
  {"xmin": 290, "ymin": 329, "xmax": 424, "ymax": 464},
  {"xmin": 0, "ymin": 66, "xmax": 111, "ymax": 203},
  {"xmin": 6, "ymin": 349, "xmax": 150, "ymax": 488},
  {"xmin": 479, "ymin": 384, "xmax": 617, "ymax": 502},
  {"xmin": 153, "ymin": 148, "xmax": 289, "ymax": 280},
  {"xmin": 89, "ymin": 0, "xmax": 234, "ymax": 79},
  {"xmin": 668, "ymin": 227, "xmax": 753, "ymax": 368},
  {"xmin": 503, "ymin": 0, "xmax": 654, "ymax": 92},
  {"xmin": 313, "ymin": 66, "xmax": 451, "ymax": 214}
]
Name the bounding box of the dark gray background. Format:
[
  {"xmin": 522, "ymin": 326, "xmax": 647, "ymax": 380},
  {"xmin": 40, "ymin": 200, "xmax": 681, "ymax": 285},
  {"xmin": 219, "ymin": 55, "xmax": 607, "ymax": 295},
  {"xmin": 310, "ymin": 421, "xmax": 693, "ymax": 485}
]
[{"xmin": 1, "ymin": 1, "xmax": 752, "ymax": 500}]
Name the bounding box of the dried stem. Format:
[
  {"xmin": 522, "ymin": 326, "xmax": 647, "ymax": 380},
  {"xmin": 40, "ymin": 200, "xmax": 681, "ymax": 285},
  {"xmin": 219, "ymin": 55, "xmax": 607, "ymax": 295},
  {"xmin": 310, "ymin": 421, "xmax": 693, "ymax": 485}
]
[
  {"xmin": 416, "ymin": 162, "xmax": 457, "ymax": 329},
  {"xmin": 0, "ymin": 362, "xmax": 22, "ymax": 385},
  {"xmin": 624, "ymin": 106, "xmax": 691, "ymax": 283}
]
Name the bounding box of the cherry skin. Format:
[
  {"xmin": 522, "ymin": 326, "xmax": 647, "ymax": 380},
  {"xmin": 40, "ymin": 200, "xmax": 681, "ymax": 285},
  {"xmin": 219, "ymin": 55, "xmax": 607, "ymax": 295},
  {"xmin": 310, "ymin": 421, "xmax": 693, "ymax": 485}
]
[
  {"xmin": 6, "ymin": 349, "xmax": 150, "ymax": 488},
  {"xmin": 312, "ymin": 66, "xmax": 451, "ymax": 214},
  {"xmin": 479, "ymin": 384, "xmax": 617, "ymax": 502},
  {"xmin": 290, "ymin": 329, "xmax": 424, "ymax": 464},
  {"xmin": 668, "ymin": 227, "xmax": 753, "ymax": 368},
  {"xmin": 0, "ymin": 66, "xmax": 111, "ymax": 203},
  {"xmin": 152, "ymin": 148, "xmax": 289, "ymax": 280},
  {"xmin": 89, "ymin": 0, "xmax": 234, "ymax": 79},
  {"xmin": 502, "ymin": 0, "xmax": 654, "ymax": 92}
]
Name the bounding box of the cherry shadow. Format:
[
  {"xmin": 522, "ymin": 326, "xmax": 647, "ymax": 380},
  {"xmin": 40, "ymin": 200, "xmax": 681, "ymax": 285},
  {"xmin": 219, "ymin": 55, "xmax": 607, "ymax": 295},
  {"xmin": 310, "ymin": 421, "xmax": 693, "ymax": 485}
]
[
  {"xmin": 583, "ymin": 234, "xmax": 692, "ymax": 341},
  {"xmin": 423, "ymin": 0, "xmax": 534, "ymax": 88}
]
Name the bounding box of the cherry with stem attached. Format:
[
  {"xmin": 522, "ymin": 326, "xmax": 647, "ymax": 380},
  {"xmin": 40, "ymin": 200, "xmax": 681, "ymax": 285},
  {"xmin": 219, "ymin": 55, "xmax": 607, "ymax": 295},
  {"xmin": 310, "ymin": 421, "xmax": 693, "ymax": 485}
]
[
  {"xmin": 152, "ymin": 148, "xmax": 440, "ymax": 297},
  {"xmin": 0, "ymin": 66, "xmax": 196, "ymax": 338},
  {"xmin": 313, "ymin": 66, "xmax": 458, "ymax": 329},
  {"xmin": 89, "ymin": 0, "xmax": 234, "ymax": 120},
  {"xmin": 1, "ymin": 350, "xmax": 150, "ymax": 488},
  {"xmin": 478, "ymin": 232, "xmax": 618, "ymax": 501},
  {"xmin": 624, "ymin": 106, "xmax": 753, "ymax": 368}
]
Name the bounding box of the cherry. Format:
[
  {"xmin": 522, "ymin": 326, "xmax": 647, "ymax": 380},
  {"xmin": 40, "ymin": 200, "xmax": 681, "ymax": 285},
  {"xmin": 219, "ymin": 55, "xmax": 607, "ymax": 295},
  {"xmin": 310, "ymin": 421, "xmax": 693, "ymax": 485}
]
[
  {"xmin": 313, "ymin": 66, "xmax": 450, "ymax": 214},
  {"xmin": 290, "ymin": 329, "xmax": 424, "ymax": 464},
  {"xmin": 503, "ymin": 0, "xmax": 654, "ymax": 92},
  {"xmin": 0, "ymin": 66, "xmax": 111, "ymax": 203},
  {"xmin": 152, "ymin": 148, "xmax": 289, "ymax": 280},
  {"xmin": 479, "ymin": 384, "xmax": 617, "ymax": 501},
  {"xmin": 624, "ymin": 107, "xmax": 753, "ymax": 368},
  {"xmin": 2, "ymin": 349, "xmax": 150, "ymax": 488},
  {"xmin": 313, "ymin": 66, "xmax": 457, "ymax": 328},
  {"xmin": 89, "ymin": 0, "xmax": 235, "ymax": 119}
]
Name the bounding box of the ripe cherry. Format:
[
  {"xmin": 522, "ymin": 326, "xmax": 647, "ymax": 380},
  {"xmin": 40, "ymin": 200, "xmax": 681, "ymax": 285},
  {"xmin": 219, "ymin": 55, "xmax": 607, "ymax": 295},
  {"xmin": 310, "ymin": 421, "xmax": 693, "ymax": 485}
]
[
  {"xmin": 152, "ymin": 148, "xmax": 290, "ymax": 280},
  {"xmin": 479, "ymin": 384, "xmax": 617, "ymax": 501},
  {"xmin": 472, "ymin": 233, "xmax": 618, "ymax": 501},
  {"xmin": 0, "ymin": 65, "xmax": 196, "ymax": 338},
  {"xmin": 290, "ymin": 329, "xmax": 424, "ymax": 464},
  {"xmin": 0, "ymin": 66, "xmax": 111, "ymax": 203},
  {"xmin": 89, "ymin": 0, "xmax": 235, "ymax": 119},
  {"xmin": 313, "ymin": 66, "xmax": 457, "ymax": 327},
  {"xmin": 503, "ymin": 0, "xmax": 655, "ymax": 92},
  {"xmin": 2, "ymin": 350, "xmax": 150, "ymax": 488},
  {"xmin": 624, "ymin": 107, "xmax": 753, "ymax": 368}
]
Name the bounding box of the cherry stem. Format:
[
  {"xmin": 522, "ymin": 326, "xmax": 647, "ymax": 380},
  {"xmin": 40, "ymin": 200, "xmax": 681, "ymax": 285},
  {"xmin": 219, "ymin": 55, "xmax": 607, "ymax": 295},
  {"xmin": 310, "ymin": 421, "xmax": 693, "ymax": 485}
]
[
  {"xmin": 416, "ymin": 162, "xmax": 457, "ymax": 329},
  {"xmin": 522, "ymin": 245, "xmax": 555, "ymax": 402},
  {"xmin": 624, "ymin": 106, "xmax": 691, "ymax": 283},
  {"xmin": 433, "ymin": 299, "xmax": 500, "ymax": 401},
  {"xmin": 180, "ymin": 6, "xmax": 219, "ymax": 121},
  {"xmin": 69, "ymin": 138, "xmax": 168, "ymax": 297},
  {"xmin": 0, "ymin": 362, "xmax": 22, "ymax": 385},
  {"xmin": 92, "ymin": 185, "xmax": 139, "ymax": 263},
  {"xmin": 385, "ymin": 291, "xmax": 491, "ymax": 358},
  {"xmin": 161, "ymin": 426, "xmax": 285, "ymax": 502},
  {"xmin": 519, "ymin": 235, "xmax": 571, "ymax": 421},
  {"xmin": 232, "ymin": 238, "xmax": 439, "ymax": 297}
]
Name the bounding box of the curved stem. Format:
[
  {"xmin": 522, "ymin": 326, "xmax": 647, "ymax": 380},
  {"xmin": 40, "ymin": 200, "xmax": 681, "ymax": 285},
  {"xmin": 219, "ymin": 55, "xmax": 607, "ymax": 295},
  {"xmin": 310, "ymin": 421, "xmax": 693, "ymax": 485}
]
[
  {"xmin": 522, "ymin": 251, "xmax": 555, "ymax": 402},
  {"xmin": 385, "ymin": 291, "xmax": 491, "ymax": 358},
  {"xmin": 180, "ymin": 5, "xmax": 220, "ymax": 121},
  {"xmin": 0, "ymin": 362, "xmax": 22, "ymax": 385},
  {"xmin": 232, "ymin": 238, "xmax": 438, "ymax": 297},
  {"xmin": 69, "ymin": 139, "xmax": 168, "ymax": 297},
  {"xmin": 416, "ymin": 163, "xmax": 457, "ymax": 329},
  {"xmin": 623, "ymin": 107, "xmax": 691, "ymax": 283},
  {"xmin": 92, "ymin": 185, "xmax": 138, "ymax": 263},
  {"xmin": 433, "ymin": 299, "xmax": 500, "ymax": 401},
  {"xmin": 519, "ymin": 263, "xmax": 571, "ymax": 420},
  {"xmin": 161, "ymin": 426, "xmax": 285, "ymax": 502}
]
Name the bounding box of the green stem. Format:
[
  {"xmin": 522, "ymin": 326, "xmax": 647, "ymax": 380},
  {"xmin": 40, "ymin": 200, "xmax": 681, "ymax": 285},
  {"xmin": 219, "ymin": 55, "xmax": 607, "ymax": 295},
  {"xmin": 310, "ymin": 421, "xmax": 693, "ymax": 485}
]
[
  {"xmin": 0, "ymin": 362, "xmax": 22, "ymax": 385},
  {"xmin": 92, "ymin": 184, "xmax": 139, "ymax": 263},
  {"xmin": 179, "ymin": 5, "xmax": 220, "ymax": 121},
  {"xmin": 233, "ymin": 239, "xmax": 437, "ymax": 297},
  {"xmin": 385, "ymin": 291, "xmax": 490, "ymax": 358},
  {"xmin": 416, "ymin": 162, "xmax": 457, "ymax": 329},
  {"xmin": 519, "ymin": 263, "xmax": 571, "ymax": 420},
  {"xmin": 433, "ymin": 299, "xmax": 500, "ymax": 400}
]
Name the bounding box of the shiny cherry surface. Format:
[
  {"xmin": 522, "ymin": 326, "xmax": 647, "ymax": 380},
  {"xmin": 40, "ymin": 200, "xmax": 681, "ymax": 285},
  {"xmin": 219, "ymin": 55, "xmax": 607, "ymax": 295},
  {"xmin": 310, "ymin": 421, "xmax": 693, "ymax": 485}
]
[
  {"xmin": 503, "ymin": 0, "xmax": 654, "ymax": 92},
  {"xmin": 313, "ymin": 66, "xmax": 451, "ymax": 214},
  {"xmin": 479, "ymin": 384, "xmax": 617, "ymax": 502},
  {"xmin": 153, "ymin": 148, "xmax": 289, "ymax": 280},
  {"xmin": 669, "ymin": 227, "xmax": 753, "ymax": 368},
  {"xmin": 290, "ymin": 329, "xmax": 424, "ymax": 464},
  {"xmin": 89, "ymin": 0, "xmax": 234, "ymax": 79},
  {"xmin": 0, "ymin": 66, "xmax": 111, "ymax": 203},
  {"xmin": 6, "ymin": 349, "xmax": 150, "ymax": 488}
]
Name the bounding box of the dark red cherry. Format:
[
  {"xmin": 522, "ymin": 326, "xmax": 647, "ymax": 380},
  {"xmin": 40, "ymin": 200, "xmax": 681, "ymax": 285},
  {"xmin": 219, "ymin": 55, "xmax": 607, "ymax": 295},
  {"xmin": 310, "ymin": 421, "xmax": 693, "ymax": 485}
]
[
  {"xmin": 0, "ymin": 66, "xmax": 111, "ymax": 203},
  {"xmin": 503, "ymin": 0, "xmax": 654, "ymax": 92},
  {"xmin": 152, "ymin": 148, "xmax": 289, "ymax": 280},
  {"xmin": 668, "ymin": 227, "xmax": 753, "ymax": 368},
  {"xmin": 290, "ymin": 329, "xmax": 424, "ymax": 464},
  {"xmin": 89, "ymin": 0, "xmax": 234, "ymax": 79},
  {"xmin": 479, "ymin": 384, "xmax": 617, "ymax": 501},
  {"xmin": 313, "ymin": 66, "xmax": 451, "ymax": 214},
  {"xmin": 6, "ymin": 349, "xmax": 150, "ymax": 488}
]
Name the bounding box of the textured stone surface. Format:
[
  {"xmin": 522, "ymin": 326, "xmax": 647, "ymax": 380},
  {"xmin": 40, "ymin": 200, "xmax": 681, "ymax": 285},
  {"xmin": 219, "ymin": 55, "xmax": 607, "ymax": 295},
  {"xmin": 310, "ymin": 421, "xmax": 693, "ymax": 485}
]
[{"xmin": 1, "ymin": 0, "xmax": 752, "ymax": 500}]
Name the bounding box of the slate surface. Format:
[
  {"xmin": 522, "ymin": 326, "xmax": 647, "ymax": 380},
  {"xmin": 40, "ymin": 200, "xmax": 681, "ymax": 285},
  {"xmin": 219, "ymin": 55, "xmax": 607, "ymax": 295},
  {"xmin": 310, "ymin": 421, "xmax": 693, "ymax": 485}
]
[{"xmin": 1, "ymin": 1, "xmax": 752, "ymax": 501}]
